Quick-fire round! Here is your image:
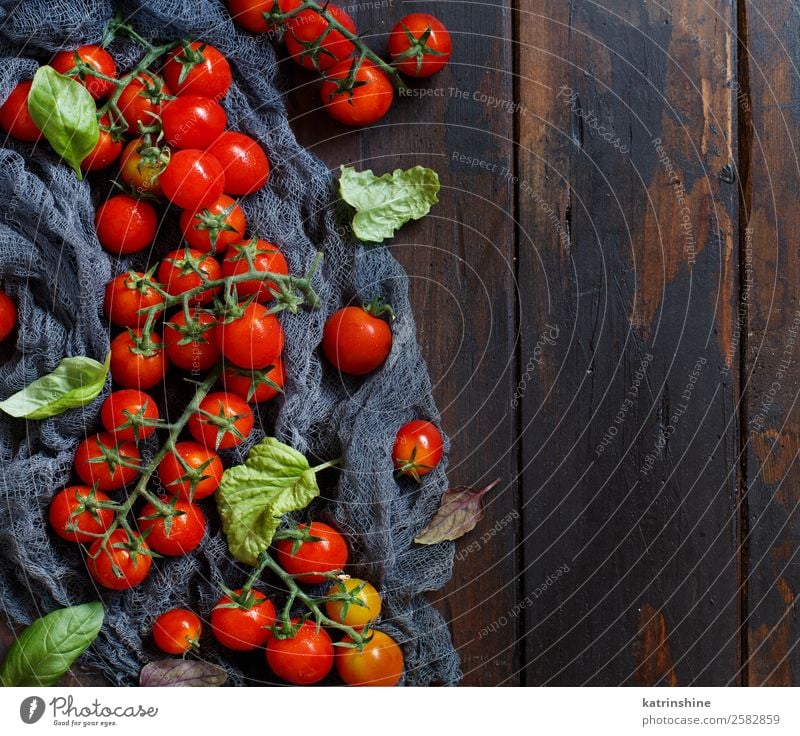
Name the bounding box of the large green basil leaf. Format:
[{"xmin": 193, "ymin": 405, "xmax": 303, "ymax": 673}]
[
  {"xmin": 27, "ymin": 65, "xmax": 100, "ymax": 179},
  {"xmin": 0, "ymin": 354, "xmax": 110, "ymax": 420},
  {"xmin": 339, "ymin": 165, "xmax": 440, "ymax": 243},
  {"xmin": 0, "ymin": 602, "xmax": 104, "ymax": 687},
  {"xmin": 216, "ymin": 437, "xmax": 322, "ymax": 565}
]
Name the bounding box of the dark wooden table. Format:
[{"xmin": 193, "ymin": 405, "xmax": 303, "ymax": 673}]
[
  {"xmin": 3, "ymin": 0, "xmax": 798, "ymax": 687},
  {"xmin": 287, "ymin": 0, "xmax": 799, "ymax": 685}
]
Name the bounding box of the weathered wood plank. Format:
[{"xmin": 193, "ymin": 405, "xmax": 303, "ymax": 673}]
[
  {"xmin": 287, "ymin": 2, "xmax": 521, "ymax": 684},
  {"xmin": 516, "ymin": 0, "xmax": 741, "ymax": 684}
]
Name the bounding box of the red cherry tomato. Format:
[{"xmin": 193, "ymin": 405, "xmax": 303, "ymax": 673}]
[
  {"xmin": 266, "ymin": 619, "xmax": 334, "ymax": 685},
  {"xmin": 48, "ymin": 486, "xmax": 115, "ymax": 543},
  {"xmin": 157, "ymin": 441, "xmax": 223, "ymax": 501},
  {"xmin": 221, "ymin": 239, "xmax": 288, "ymax": 302},
  {"xmin": 153, "ymin": 608, "xmax": 202, "ymax": 654},
  {"xmin": 322, "ymin": 305, "xmax": 392, "ymax": 375},
  {"xmin": 162, "ymin": 95, "xmax": 227, "ymax": 149},
  {"xmin": 188, "ymin": 391, "xmax": 254, "ymax": 450},
  {"xmin": 285, "ymin": 5, "xmax": 356, "ymax": 71},
  {"xmin": 73, "ymin": 432, "xmax": 141, "ymax": 491},
  {"xmin": 118, "ymin": 137, "xmax": 168, "ymax": 198},
  {"xmin": 163, "ymin": 41, "xmax": 232, "ymax": 99},
  {"xmin": 179, "ymin": 194, "xmax": 246, "ymax": 254},
  {"xmin": 0, "ymin": 289, "xmax": 17, "ymax": 342},
  {"xmin": 81, "ymin": 113, "xmax": 123, "ymax": 172},
  {"xmin": 222, "ymin": 360, "xmax": 285, "ymax": 404},
  {"xmin": 206, "ymin": 131, "xmax": 270, "ymax": 196},
  {"xmin": 117, "ymin": 73, "xmax": 170, "ymax": 134},
  {"xmin": 392, "ymin": 420, "xmax": 443, "ymax": 479},
  {"xmin": 109, "ymin": 328, "xmax": 168, "ymax": 389},
  {"xmin": 88, "ymin": 530, "xmax": 152, "ymax": 590},
  {"xmin": 137, "ymin": 498, "xmax": 207, "ymax": 556},
  {"xmin": 388, "ymin": 14, "xmax": 452, "ymax": 78},
  {"xmin": 216, "ymin": 302, "xmax": 284, "ymax": 370},
  {"xmin": 103, "ymin": 271, "xmax": 165, "ymax": 329},
  {"xmin": 0, "ymin": 81, "xmax": 41, "ymax": 141},
  {"xmin": 211, "ymin": 588, "xmax": 276, "ymax": 651},
  {"xmin": 160, "ymin": 148, "xmax": 225, "ymax": 209},
  {"xmin": 321, "ymin": 58, "xmax": 394, "ymax": 127},
  {"xmin": 274, "ymin": 521, "xmax": 349, "ymax": 584},
  {"xmin": 164, "ymin": 308, "xmax": 221, "ymax": 372},
  {"xmin": 336, "ymin": 630, "xmax": 404, "ymax": 686},
  {"xmin": 157, "ymin": 247, "xmax": 222, "ymax": 306},
  {"xmin": 100, "ymin": 389, "xmax": 159, "ymax": 442},
  {"xmin": 227, "ymin": 0, "xmax": 302, "ymax": 32},
  {"xmin": 51, "ymin": 45, "xmax": 117, "ymax": 99},
  {"xmin": 94, "ymin": 195, "xmax": 157, "ymax": 255}
]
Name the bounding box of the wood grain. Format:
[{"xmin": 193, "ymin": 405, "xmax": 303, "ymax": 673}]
[{"xmin": 516, "ymin": 0, "xmax": 741, "ymax": 685}]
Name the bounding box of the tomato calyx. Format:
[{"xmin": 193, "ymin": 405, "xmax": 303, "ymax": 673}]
[
  {"xmin": 88, "ymin": 435, "xmax": 142, "ymax": 477},
  {"xmin": 125, "ymin": 326, "xmax": 163, "ymax": 357},
  {"xmin": 116, "ymin": 403, "xmax": 162, "ymax": 442},
  {"xmin": 167, "ymin": 305, "xmax": 216, "ymax": 346},
  {"xmin": 193, "ymin": 402, "xmax": 250, "ymax": 450},
  {"xmin": 393, "ymin": 444, "xmax": 433, "ymax": 482},
  {"xmin": 225, "ymin": 364, "xmax": 283, "ymax": 401},
  {"xmin": 170, "ymin": 39, "xmax": 210, "ymax": 86},
  {"xmin": 273, "ymin": 520, "xmax": 326, "ymax": 554},
  {"xmin": 189, "ymin": 200, "xmax": 241, "ymax": 251},
  {"xmin": 138, "ymin": 494, "xmax": 185, "ymax": 537},
  {"xmin": 64, "ymin": 486, "xmax": 110, "ymax": 534},
  {"xmin": 362, "ymin": 295, "xmax": 396, "ymax": 321},
  {"xmin": 323, "ymin": 54, "xmax": 370, "ymax": 98},
  {"xmin": 390, "ymin": 22, "xmax": 449, "ymax": 76},
  {"xmin": 92, "ymin": 529, "xmax": 153, "ymax": 578}
]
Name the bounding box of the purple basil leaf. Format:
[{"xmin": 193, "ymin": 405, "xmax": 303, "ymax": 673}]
[
  {"xmin": 140, "ymin": 659, "xmax": 227, "ymax": 687},
  {"xmin": 414, "ymin": 479, "xmax": 501, "ymax": 545}
]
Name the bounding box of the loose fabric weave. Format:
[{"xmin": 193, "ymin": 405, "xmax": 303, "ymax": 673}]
[{"xmin": 0, "ymin": 0, "xmax": 460, "ymax": 686}]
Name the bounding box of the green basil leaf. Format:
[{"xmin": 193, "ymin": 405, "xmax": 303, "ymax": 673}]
[
  {"xmin": 0, "ymin": 602, "xmax": 104, "ymax": 687},
  {"xmin": 0, "ymin": 353, "xmax": 110, "ymax": 420},
  {"xmin": 27, "ymin": 65, "xmax": 100, "ymax": 179},
  {"xmin": 339, "ymin": 165, "xmax": 440, "ymax": 243},
  {"xmin": 216, "ymin": 437, "xmax": 322, "ymax": 565}
]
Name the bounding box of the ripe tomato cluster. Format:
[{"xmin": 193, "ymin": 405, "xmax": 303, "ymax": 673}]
[
  {"xmin": 150, "ymin": 521, "xmax": 403, "ymax": 686},
  {"xmin": 227, "ymin": 2, "xmax": 452, "ymax": 127}
]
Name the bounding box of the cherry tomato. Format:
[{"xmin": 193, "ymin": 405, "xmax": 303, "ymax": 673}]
[
  {"xmin": 94, "ymin": 195, "xmax": 157, "ymax": 255},
  {"xmin": 0, "ymin": 289, "xmax": 17, "ymax": 342},
  {"xmin": 188, "ymin": 392, "xmax": 254, "ymax": 450},
  {"xmin": 221, "ymin": 239, "xmax": 288, "ymax": 302},
  {"xmin": 117, "ymin": 73, "xmax": 170, "ymax": 134},
  {"xmin": 119, "ymin": 137, "xmax": 168, "ymax": 198},
  {"xmin": 388, "ymin": 14, "xmax": 452, "ymax": 78},
  {"xmin": 285, "ymin": 5, "xmax": 356, "ymax": 71},
  {"xmin": 157, "ymin": 441, "xmax": 223, "ymax": 501},
  {"xmin": 51, "ymin": 45, "xmax": 117, "ymax": 99},
  {"xmin": 88, "ymin": 530, "xmax": 152, "ymax": 590},
  {"xmin": 48, "ymin": 485, "xmax": 114, "ymax": 543},
  {"xmin": 216, "ymin": 302, "xmax": 284, "ymax": 370},
  {"xmin": 162, "ymin": 94, "xmax": 227, "ymax": 149},
  {"xmin": 73, "ymin": 432, "xmax": 141, "ymax": 492},
  {"xmin": 164, "ymin": 308, "xmax": 221, "ymax": 371},
  {"xmin": 0, "ymin": 81, "xmax": 41, "ymax": 141},
  {"xmin": 207, "ymin": 131, "xmax": 270, "ymax": 196},
  {"xmin": 103, "ymin": 271, "xmax": 166, "ymax": 329},
  {"xmin": 336, "ymin": 631, "xmax": 404, "ymax": 686},
  {"xmin": 222, "ymin": 360, "xmax": 285, "ymax": 404},
  {"xmin": 274, "ymin": 521, "xmax": 349, "ymax": 584},
  {"xmin": 153, "ymin": 608, "xmax": 202, "ymax": 654},
  {"xmin": 227, "ymin": 0, "xmax": 302, "ymax": 32},
  {"xmin": 392, "ymin": 420, "xmax": 443, "ymax": 479},
  {"xmin": 156, "ymin": 247, "xmax": 222, "ymax": 305},
  {"xmin": 179, "ymin": 194, "xmax": 246, "ymax": 254},
  {"xmin": 81, "ymin": 113, "xmax": 123, "ymax": 172},
  {"xmin": 160, "ymin": 148, "xmax": 225, "ymax": 209},
  {"xmin": 109, "ymin": 328, "xmax": 168, "ymax": 389},
  {"xmin": 137, "ymin": 498, "xmax": 206, "ymax": 556},
  {"xmin": 211, "ymin": 588, "xmax": 275, "ymax": 651},
  {"xmin": 163, "ymin": 41, "xmax": 232, "ymax": 99},
  {"xmin": 322, "ymin": 305, "xmax": 392, "ymax": 375},
  {"xmin": 100, "ymin": 389, "xmax": 159, "ymax": 442},
  {"xmin": 321, "ymin": 58, "xmax": 394, "ymax": 127},
  {"xmin": 325, "ymin": 578, "xmax": 381, "ymax": 629},
  {"xmin": 266, "ymin": 619, "xmax": 334, "ymax": 685}
]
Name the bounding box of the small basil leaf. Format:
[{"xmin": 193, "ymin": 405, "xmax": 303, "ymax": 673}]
[
  {"xmin": 414, "ymin": 479, "xmax": 501, "ymax": 545},
  {"xmin": 140, "ymin": 660, "xmax": 227, "ymax": 687},
  {"xmin": 0, "ymin": 602, "xmax": 104, "ymax": 687},
  {"xmin": 0, "ymin": 354, "xmax": 110, "ymax": 420},
  {"xmin": 216, "ymin": 437, "xmax": 322, "ymax": 565},
  {"xmin": 27, "ymin": 65, "xmax": 100, "ymax": 179}
]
